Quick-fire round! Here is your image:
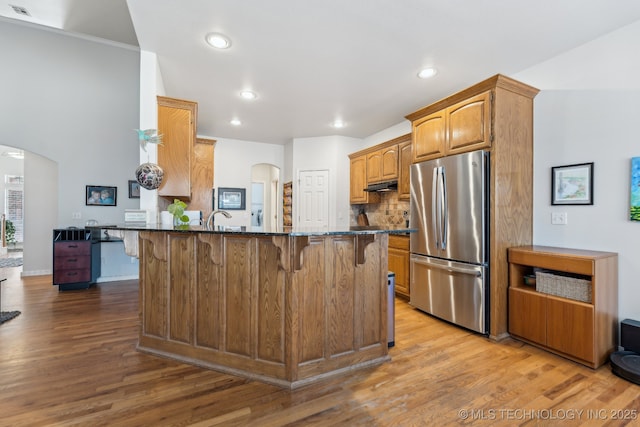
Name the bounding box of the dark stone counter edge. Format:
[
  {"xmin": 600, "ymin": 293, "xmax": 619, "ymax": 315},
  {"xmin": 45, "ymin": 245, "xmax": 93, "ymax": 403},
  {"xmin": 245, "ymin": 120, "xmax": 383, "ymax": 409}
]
[{"xmin": 87, "ymin": 224, "xmax": 415, "ymax": 237}]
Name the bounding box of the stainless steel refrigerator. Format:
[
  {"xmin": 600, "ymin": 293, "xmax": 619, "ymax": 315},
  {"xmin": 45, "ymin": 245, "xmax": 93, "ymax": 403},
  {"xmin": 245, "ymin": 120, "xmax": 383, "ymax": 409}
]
[{"xmin": 409, "ymin": 149, "xmax": 489, "ymax": 334}]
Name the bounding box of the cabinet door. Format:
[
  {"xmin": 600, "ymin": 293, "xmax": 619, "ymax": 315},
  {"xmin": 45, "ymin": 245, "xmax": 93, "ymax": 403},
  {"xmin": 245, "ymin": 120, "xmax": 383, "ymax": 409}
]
[
  {"xmin": 508, "ymin": 287, "xmax": 546, "ymax": 346},
  {"xmin": 412, "ymin": 111, "xmax": 446, "ymax": 163},
  {"xmin": 366, "ymin": 150, "xmax": 382, "ymax": 183},
  {"xmin": 447, "ymin": 91, "xmax": 492, "ymax": 155},
  {"xmin": 350, "ymin": 156, "xmax": 376, "ymax": 204},
  {"xmin": 380, "ymin": 145, "xmax": 399, "ymax": 181},
  {"xmin": 546, "ymin": 296, "xmax": 595, "ymax": 364},
  {"xmin": 398, "ymin": 141, "xmax": 411, "ymax": 201},
  {"xmin": 389, "ymin": 235, "xmax": 410, "ymax": 298},
  {"xmin": 157, "ymin": 97, "xmax": 197, "ymax": 198}
]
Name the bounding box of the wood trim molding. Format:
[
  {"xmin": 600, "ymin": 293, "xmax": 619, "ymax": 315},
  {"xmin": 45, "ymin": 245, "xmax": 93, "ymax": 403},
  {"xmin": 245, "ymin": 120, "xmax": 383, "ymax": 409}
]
[
  {"xmin": 405, "ymin": 74, "xmax": 539, "ymax": 122},
  {"xmin": 292, "ymin": 236, "xmax": 310, "ymax": 271},
  {"xmin": 196, "ymin": 137, "xmax": 217, "ymax": 146},
  {"xmin": 197, "ymin": 233, "xmax": 223, "ymax": 264},
  {"xmin": 355, "ymin": 234, "xmax": 375, "ymax": 265},
  {"xmin": 348, "ymin": 133, "xmax": 411, "ymax": 159},
  {"xmin": 139, "ymin": 231, "xmax": 168, "ymax": 262}
]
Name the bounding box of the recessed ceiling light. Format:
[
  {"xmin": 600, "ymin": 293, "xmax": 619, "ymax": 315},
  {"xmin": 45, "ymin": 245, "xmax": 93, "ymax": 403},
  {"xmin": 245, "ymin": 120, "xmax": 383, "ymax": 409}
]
[
  {"xmin": 205, "ymin": 33, "xmax": 232, "ymax": 49},
  {"xmin": 230, "ymin": 118, "xmax": 242, "ymax": 126},
  {"xmin": 332, "ymin": 120, "xmax": 346, "ymax": 129},
  {"xmin": 240, "ymin": 90, "xmax": 257, "ymax": 100},
  {"xmin": 417, "ymin": 67, "xmax": 437, "ymax": 79}
]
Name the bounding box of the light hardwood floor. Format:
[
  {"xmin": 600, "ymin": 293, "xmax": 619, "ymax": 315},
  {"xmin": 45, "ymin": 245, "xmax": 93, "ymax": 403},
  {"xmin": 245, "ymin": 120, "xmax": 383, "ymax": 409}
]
[{"xmin": 0, "ymin": 268, "xmax": 638, "ymax": 426}]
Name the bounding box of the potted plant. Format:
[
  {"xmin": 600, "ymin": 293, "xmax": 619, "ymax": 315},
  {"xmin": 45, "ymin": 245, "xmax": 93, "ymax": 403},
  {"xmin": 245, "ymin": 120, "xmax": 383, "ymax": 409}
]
[
  {"xmin": 5, "ymin": 219, "xmax": 15, "ymax": 246},
  {"xmin": 167, "ymin": 199, "xmax": 190, "ymax": 227}
]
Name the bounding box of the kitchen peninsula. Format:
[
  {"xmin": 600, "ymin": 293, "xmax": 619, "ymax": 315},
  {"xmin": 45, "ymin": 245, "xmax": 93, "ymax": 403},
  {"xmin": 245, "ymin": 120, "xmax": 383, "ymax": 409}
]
[{"xmin": 112, "ymin": 224, "xmax": 410, "ymax": 388}]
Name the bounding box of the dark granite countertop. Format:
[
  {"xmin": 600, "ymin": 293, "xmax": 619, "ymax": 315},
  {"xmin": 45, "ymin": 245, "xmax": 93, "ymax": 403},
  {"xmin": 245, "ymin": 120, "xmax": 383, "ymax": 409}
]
[{"xmin": 88, "ymin": 223, "xmax": 415, "ymax": 237}]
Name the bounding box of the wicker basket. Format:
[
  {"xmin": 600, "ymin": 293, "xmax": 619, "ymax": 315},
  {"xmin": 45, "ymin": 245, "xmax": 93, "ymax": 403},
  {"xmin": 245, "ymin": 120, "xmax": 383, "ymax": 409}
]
[{"xmin": 535, "ymin": 270, "xmax": 592, "ymax": 303}]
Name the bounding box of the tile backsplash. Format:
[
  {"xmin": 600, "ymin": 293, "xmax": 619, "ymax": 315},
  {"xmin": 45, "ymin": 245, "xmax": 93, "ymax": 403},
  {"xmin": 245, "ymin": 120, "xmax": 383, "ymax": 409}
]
[{"xmin": 351, "ymin": 192, "xmax": 410, "ymax": 227}]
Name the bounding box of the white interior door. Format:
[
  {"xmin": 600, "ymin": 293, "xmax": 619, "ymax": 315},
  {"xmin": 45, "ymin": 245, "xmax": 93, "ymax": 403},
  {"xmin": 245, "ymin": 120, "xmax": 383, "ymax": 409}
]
[{"xmin": 298, "ymin": 170, "xmax": 329, "ymax": 228}]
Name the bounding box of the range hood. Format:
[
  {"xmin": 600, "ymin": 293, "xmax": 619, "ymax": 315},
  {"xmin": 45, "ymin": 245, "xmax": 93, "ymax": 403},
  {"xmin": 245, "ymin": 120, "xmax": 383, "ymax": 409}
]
[{"xmin": 364, "ymin": 180, "xmax": 398, "ymax": 192}]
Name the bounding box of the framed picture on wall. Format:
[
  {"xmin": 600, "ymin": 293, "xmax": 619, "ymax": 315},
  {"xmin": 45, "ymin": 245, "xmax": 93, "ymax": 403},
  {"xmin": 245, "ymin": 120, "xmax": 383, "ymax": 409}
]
[
  {"xmin": 551, "ymin": 162, "xmax": 594, "ymax": 205},
  {"xmin": 128, "ymin": 180, "xmax": 140, "ymax": 198},
  {"xmin": 217, "ymin": 187, "xmax": 246, "ymax": 210},
  {"xmin": 86, "ymin": 185, "xmax": 117, "ymax": 206}
]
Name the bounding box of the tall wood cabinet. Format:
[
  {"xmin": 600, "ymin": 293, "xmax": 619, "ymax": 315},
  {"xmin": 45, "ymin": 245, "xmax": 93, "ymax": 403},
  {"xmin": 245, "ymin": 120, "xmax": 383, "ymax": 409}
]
[
  {"xmin": 157, "ymin": 96, "xmax": 197, "ymax": 199},
  {"xmin": 157, "ymin": 96, "xmax": 215, "ymax": 218},
  {"xmin": 406, "ymin": 74, "xmax": 539, "ymax": 339},
  {"xmin": 508, "ymin": 246, "xmax": 618, "ymax": 368}
]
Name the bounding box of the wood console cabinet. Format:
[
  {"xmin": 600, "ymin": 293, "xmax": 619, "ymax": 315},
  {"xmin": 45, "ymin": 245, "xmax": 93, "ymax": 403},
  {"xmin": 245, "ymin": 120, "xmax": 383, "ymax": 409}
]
[
  {"xmin": 388, "ymin": 234, "xmax": 410, "ymax": 298},
  {"xmin": 508, "ymin": 246, "xmax": 618, "ymax": 368},
  {"xmin": 52, "ymin": 228, "xmax": 99, "ymax": 291}
]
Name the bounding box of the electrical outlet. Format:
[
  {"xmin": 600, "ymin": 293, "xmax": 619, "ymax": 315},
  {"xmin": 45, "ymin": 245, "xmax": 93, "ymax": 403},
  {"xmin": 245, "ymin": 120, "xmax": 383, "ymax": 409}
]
[
  {"xmin": 72, "ymin": 212, "xmax": 81, "ymax": 219},
  {"xmin": 551, "ymin": 212, "xmax": 568, "ymax": 225}
]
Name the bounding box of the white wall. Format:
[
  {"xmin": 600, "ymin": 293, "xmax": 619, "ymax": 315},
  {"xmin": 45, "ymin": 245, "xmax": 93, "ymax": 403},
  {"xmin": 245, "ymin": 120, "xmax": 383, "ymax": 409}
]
[
  {"xmin": 292, "ymin": 135, "xmax": 363, "ymax": 227},
  {"xmin": 0, "ymin": 20, "xmax": 141, "ymax": 275},
  {"xmin": 138, "ymin": 50, "xmax": 165, "ymax": 223},
  {"xmin": 23, "ymin": 151, "xmax": 58, "ymax": 275},
  {"xmin": 363, "ymin": 121, "xmax": 411, "ymax": 147},
  {"xmin": 0, "ymin": 147, "xmax": 24, "ymax": 217},
  {"xmin": 212, "ymin": 138, "xmax": 284, "ymax": 227},
  {"xmin": 514, "ymin": 19, "xmax": 640, "ymax": 322}
]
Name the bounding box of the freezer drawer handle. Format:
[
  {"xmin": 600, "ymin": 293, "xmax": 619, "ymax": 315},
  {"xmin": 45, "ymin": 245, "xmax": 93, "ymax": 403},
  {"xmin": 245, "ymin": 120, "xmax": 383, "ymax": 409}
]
[
  {"xmin": 411, "ymin": 256, "xmax": 482, "ymax": 277},
  {"xmin": 443, "ymin": 266, "xmax": 481, "ymax": 277}
]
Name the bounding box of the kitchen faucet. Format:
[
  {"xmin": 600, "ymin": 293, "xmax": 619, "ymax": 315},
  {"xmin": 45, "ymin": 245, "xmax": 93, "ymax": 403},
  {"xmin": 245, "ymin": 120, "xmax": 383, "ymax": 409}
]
[{"xmin": 206, "ymin": 210, "xmax": 232, "ymax": 230}]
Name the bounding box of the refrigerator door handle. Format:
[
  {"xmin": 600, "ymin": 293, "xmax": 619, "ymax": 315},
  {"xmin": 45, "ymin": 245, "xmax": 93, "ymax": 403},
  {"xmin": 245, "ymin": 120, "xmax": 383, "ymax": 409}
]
[
  {"xmin": 411, "ymin": 254, "xmax": 482, "ymax": 277},
  {"xmin": 440, "ymin": 166, "xmax": 447, "ymax": 250},
  {"xmin": 431, "ymin": 166, "xmax": 439, "ymax": 248}
]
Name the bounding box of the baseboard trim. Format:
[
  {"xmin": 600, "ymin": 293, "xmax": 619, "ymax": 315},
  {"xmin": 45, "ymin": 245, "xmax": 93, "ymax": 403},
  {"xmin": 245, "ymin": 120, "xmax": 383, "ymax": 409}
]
[
  {"xmin": 21, "ymin": 269, "xmax": 52, "ymax": 277},
  {"xmin": 96, "ymin": 275, "xmax": 139, "ymax": 283}
]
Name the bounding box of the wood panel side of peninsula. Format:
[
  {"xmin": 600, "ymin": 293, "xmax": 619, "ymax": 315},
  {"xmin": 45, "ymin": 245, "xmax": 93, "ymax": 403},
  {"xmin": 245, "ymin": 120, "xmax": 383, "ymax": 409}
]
[{"xmin": 137, "ymin": 230, "xmax": 390, "ymax": 388}]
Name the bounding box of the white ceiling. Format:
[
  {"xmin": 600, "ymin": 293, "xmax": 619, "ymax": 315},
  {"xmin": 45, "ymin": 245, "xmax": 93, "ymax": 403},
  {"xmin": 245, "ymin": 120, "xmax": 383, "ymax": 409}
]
[{"xmin": 3, "ymin": 0, "xmax": 640, "ymax": 145}]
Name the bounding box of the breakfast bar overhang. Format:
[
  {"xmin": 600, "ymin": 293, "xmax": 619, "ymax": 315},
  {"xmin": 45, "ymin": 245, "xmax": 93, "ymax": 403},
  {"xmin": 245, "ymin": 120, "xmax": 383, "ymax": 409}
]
[{"xmin": 117, "ymin": 225, "xmax": 409, "ymax": 389}]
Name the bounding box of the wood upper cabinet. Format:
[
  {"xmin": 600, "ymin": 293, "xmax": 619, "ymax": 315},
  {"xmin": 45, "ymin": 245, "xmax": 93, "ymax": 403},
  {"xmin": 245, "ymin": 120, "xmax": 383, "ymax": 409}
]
[
  {"xmin": 366, "ymin": 151, "xmax": 382, "ymax": 183},
  {"xmin": 157, "ymin": 96, "xmax": 197, "ymax": 199},
  {"xmin": 190, "ymin": 137, "xmax": 215, "ymax": 218},
  {"xmin": 366, "ymin": 145, "xmax": 398, "ymax": 183},
  {"xmin": 380, "ymin": 145, "xmax": 399, "ymax": 181},
  {"xmin": 412, "ymin": 111, "xmax": 446, "ymax": 163},
  {"xmin": 350, "ymin": 155, "xmax": 379, "ymax": 204},
  {"xmin": 398, "ymin": 138, "xmax": 412, "ymax": 201},
  {"xmin": 447, "ymin": 91, "xmax": 492, "ymax": 155},
  {"xmin": 410, "ymin": 90, "xmax": 492, "ymax": 163}
]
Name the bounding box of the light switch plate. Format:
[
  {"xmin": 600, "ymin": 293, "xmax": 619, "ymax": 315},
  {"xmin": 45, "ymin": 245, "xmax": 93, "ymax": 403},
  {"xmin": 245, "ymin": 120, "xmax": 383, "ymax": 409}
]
[{"xmin": 551, "ymin": 212, "xmax": 568, "ymax": 225}]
